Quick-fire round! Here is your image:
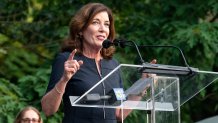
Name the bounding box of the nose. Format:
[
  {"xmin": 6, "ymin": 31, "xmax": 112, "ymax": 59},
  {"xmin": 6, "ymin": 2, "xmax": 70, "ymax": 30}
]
[
  {"xmin": 98, "ymin": 24, "xmax": 106, "ymax": 32},
  {"xmin": 29, "ymin": 120, "xmax": 36, "ymax": 123}
]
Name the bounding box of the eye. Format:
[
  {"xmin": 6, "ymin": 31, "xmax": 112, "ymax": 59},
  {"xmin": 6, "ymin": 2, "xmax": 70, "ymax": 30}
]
[
  {"xmin": 22, "ymin": 118, "xmax": 40, "ymax": 123},
  {"xmin": 105, "ymin": 23, "xmax": 110, "ymax": 28},
  {"xmin": 92, "ymin": 21, "xmax": 99, "ymax": 25}
]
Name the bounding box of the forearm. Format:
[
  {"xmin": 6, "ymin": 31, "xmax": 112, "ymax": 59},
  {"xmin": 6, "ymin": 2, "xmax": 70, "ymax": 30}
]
[
  {"xmin": 41, "ymin": 78, "xmax": 67, "ymax": 116},
  {"xmin": 116, "ymin": 108, "xmax": 132, "ymax": 121}
]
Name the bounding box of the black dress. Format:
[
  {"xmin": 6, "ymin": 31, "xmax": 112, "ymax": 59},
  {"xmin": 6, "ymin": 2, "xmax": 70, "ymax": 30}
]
[{"xmin": 45, "ymin": 52, "xmax": 122, "ymax": 123}]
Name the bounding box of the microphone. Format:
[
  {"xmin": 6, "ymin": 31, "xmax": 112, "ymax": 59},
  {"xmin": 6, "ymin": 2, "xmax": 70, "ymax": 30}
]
[
  {"xmin": 137, "ymin": 44, "xmax": 199, "ymax": 75},
  {"xmin": 85, "ymin": 93, "xmax": 111, "ymax": 101},
  {"xmin": 102, "ymin": 39, "xmax": 145, "ymax": 64},
  {"xmin": 138, "ymin": 45, "xmax": 190, "ymax": 68},
  {"xmin": 82, "ymin": 88, "xmax": 126, "ymax": 105},
  {"xmin": 103, "ymin": 39, "xmax": 198, "ymax": 75},
  {"xmin": 102, "ymin": 39, "xmax": 126, "ymax": 48},
  {"xmin": 102, "ymin": 39, "xmax": 112, "ymax": 48}
]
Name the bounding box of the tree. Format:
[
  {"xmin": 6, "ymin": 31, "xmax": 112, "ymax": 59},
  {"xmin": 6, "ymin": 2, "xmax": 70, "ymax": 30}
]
[{"xmin": 0, "ymin": 0, "xmax": 218, "ymax": 122}]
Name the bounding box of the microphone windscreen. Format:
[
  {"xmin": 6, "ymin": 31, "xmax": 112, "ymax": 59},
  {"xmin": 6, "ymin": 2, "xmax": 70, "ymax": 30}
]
[{"xmin": 102, "ymin": 39, "xmax": 112, "ymax": 48}]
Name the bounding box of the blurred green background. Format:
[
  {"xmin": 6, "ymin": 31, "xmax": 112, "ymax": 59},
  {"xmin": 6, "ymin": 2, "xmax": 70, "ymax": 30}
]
[{"xmin": 0, "ymin": 0, "xmax": 218, "ymax": 122}]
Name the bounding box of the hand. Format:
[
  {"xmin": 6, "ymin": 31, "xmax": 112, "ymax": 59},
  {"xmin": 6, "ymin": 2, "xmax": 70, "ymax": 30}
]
[
  {"xmin": 62, "ymin": 49, "xmax": 83, "ymax": 82},
  {"xmin": 150, "ymin": 59, "xmax": 157, "ymax": 64},
  {"xmin": 141, "ymin": 59, "xmax": 157, "ymax": 92},
  {"xmin": 142, "ymin": 59, "xmax": 157, "ymax": 78}
]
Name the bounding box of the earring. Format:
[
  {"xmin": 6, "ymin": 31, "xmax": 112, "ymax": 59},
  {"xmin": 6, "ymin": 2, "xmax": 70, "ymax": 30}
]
[{"xmin": 77, "ymin": 32, "xmax": 83, "ymax": 39}]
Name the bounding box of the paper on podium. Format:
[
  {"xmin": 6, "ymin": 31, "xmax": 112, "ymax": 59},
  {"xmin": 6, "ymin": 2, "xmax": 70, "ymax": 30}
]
[{"xmin": 124, "ymin": 78, "xmax": 151, "ymax": 96}]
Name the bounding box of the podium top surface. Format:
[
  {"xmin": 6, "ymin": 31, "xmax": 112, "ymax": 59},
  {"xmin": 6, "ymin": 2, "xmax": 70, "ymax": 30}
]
[{"xmin": 69, "ymin": 64, "xmax": 218, "ymax": 110}]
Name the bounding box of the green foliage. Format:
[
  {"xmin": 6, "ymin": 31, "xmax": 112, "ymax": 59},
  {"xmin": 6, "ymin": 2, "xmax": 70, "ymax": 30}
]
[
  {"xmin": 162, "ymin": 22, "xmax": 217, "ymax": 68},
  {"xmin": 0, "ymin": 78, "xmax": 25, "ymax": 122},
  {"xmin": 1, "ymin": 0, "xmax": 218, "ymax": 123}
]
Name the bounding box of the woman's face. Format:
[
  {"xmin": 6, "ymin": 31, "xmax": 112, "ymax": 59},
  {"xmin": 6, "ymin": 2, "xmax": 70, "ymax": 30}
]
[
  {"xmin": 21, "ymin": 110, "xmax": 40, "ymax": 123},
  {"xmin": 82, "ymin": 11, "xmax": 110, "ymax": 50}
]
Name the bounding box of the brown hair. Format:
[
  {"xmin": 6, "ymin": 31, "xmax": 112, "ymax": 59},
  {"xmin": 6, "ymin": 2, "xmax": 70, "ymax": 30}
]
[
  {"xmin": 14, "ymin": 106, "xmax": 43, "ymax": 123},
  {"xmin": 61, "ymin": 3, "xmax": 116, "ymax": 59}
]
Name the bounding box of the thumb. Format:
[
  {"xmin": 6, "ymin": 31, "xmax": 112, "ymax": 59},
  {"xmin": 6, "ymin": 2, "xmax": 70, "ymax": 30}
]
[{"xmin": 78, "ymin": 60, "xmax": 83, "ymax": 65}]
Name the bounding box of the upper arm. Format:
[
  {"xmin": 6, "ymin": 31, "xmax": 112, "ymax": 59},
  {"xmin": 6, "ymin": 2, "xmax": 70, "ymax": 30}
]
[{"xmin": 46, "ymin": 53, "xmax": 69, "ymax": 93}]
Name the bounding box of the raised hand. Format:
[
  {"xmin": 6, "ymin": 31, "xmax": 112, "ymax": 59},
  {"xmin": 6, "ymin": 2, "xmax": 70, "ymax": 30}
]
[{"xmin": 62, "ymin": 49, "xmax": 83, "ymax": 82}]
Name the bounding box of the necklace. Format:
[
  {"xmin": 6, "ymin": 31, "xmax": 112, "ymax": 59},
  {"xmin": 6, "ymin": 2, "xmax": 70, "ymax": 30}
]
[
  {"xmin": 82, "ymin": 54, "xmax": 107, "ymax": 119},
  {"xmin": 95, "ymin": 58, "xmax": 102, "ymax": 78}
]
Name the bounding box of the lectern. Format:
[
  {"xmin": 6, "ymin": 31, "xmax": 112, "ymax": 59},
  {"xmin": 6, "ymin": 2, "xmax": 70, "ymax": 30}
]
[{"xmin": 69, "ymin": 64, "xmax": 218, "ymax": 123}]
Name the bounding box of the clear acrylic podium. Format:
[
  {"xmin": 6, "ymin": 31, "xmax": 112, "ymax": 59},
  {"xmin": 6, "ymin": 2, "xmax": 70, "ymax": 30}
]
[{"xmin": 69, "ymin": 64, "xmax": 218, "ymax": 123}]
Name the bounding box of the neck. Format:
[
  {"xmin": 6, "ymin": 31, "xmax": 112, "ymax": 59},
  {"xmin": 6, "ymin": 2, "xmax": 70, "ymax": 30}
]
[{"xmin": 83, "ymin": 49, "xmax": 102, "ymax": 61}]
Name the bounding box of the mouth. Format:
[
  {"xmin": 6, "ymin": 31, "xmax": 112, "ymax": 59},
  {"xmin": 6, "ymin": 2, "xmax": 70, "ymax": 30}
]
[{"xmin": 96, "ymin": 35, "xmax": 106, "ymax": 41}]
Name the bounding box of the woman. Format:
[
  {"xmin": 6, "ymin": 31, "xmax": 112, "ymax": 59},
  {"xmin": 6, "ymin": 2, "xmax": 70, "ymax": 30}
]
[
  {"xmin": 14, "ymin": 106, "xmax": 43, "ymax": 123},
  {"xmin": 41, "ymin": 2, "xmax": 125, "ymax": 123}
]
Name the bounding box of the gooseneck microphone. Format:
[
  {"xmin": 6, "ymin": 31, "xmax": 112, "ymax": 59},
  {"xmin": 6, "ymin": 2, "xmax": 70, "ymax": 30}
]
[
  {"xmin": 137, "ymin": 44, "xmax": 200, "ymax": 75},
  {"xmin": 102, "ymin": 39, "xmax": 145, "ymax": 64},
  {"xmin": 102, "ymin": 38, "xmax": 198, "ymax": 75},
  {"xmin": 138, "ymin": 45, "xmax": 190, "ymax": 68}
]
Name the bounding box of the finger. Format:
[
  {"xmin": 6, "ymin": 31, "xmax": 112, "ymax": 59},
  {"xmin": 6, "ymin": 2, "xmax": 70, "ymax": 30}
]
[
  {"xmin": 72, "ymin": 60, "xmax": 80, "ymax": 71},
  {"xmin": 66, "ymin": 67, "xmax": 76, "ymax": 73},
  {"xmin": 150, "ymin": 59, "xmax": 157, "ymax": 64},
  {"xmin": 78, "ymin": 60, "xmax": 83, "ymax": 65},
  {"xmin": 69, "ymin": 60, "xmax": 83, "ymax": 71},
  {"xmin": 65, "ymin": 61, "xmax": 76, "ymax": 70},
  {"xmin": 68, "ymin": 49, "xmax": 77, "ymax": 60},
  {"xmin": 75, "ymin": 60, "xmax": 83, "ymax": 72}
]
